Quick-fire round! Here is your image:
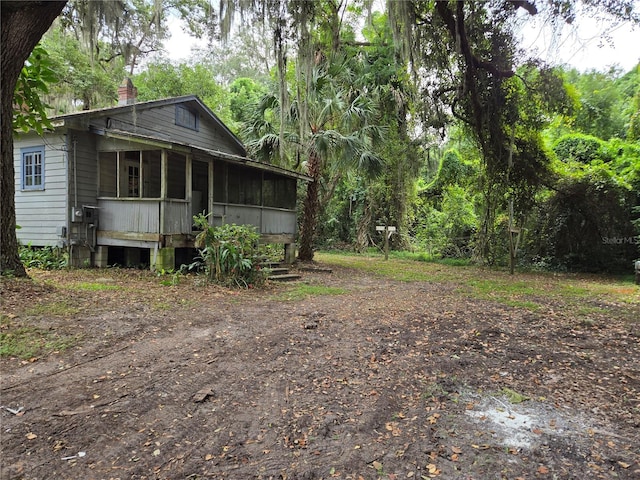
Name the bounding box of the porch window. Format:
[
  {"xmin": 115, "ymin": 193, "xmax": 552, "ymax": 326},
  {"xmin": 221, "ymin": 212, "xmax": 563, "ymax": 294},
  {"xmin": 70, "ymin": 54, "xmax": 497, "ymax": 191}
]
[
  {"xmin": 21, "ymin": 146, "xmax": 45, "ymax": 191},
  {"xmin": 99, "ymin": 150, "xmax": 178, "ymax": 199},
  {"xmin": 263, "ymin": 172, "xmax": 296, "ymax": 209},
  {"xmin": 228, "ymin": 164, "xmax": 261, "ymax": 206}
]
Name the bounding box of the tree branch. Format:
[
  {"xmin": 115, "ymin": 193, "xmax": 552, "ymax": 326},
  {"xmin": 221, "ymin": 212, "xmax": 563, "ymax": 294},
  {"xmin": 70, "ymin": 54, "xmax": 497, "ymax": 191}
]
[
  {"xmin": 435, "ymin": 1, "xmax": 515, "ymax": 79},
  {"xmin": 508, "ymin": 1, "xmax": 538, "ymax": 16}
]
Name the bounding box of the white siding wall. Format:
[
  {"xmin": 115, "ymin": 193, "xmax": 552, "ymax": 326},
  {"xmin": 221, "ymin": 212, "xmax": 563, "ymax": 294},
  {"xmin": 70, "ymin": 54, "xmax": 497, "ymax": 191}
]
[{"xmin": 14, "ymin": 133, "xmax": 68, "ymax": 247}]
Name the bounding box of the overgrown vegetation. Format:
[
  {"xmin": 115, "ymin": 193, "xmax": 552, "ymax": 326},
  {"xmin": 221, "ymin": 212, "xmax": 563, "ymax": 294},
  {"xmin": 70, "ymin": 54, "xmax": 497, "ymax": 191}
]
[
  {"xmin": 19, "ymin": 245, "xmax": 68, "ymax": 270},
  {"xmin": 10, "ymin": 1, "xmax": 638, "ymax": 277},
  {"xmin": 191, "ymin": 214, "xmax": 267, "ymax": 288}
]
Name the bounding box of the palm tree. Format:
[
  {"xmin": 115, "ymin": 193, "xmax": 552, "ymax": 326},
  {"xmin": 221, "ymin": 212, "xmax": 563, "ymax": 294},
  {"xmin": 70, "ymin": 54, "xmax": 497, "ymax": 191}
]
[{"xmin": 243, "ymin": 54, "xmax": 385, "ymax": 261}]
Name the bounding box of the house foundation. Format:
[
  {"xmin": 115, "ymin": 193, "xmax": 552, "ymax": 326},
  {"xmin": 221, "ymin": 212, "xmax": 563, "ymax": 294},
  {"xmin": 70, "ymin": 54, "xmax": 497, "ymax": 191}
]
[
  {"xmin": 153, "ymin": 246, "xmax": 175, "ymax": 272},
  {"xmin": 94, "ymin": 246, "xmax": 109, "ymax": 268},
  {"xmin": 70, "ymin": 245, "xmax": 92, "ymax": 268},
  {"xmin": 284, "ymin": 243, "xmax": 297, "ymax": 264}
]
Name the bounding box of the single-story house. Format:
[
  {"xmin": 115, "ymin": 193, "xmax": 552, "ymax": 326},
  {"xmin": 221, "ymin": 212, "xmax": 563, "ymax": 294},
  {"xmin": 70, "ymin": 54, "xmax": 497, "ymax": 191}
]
[{"xmin": 14, "ymin": 78, "xmax": 309, "ymax": 270}]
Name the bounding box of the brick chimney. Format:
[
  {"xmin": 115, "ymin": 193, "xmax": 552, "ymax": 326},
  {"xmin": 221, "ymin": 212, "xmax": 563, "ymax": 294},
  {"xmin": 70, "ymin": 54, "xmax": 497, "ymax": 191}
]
[{"xmin": 118, "ymin": 77, "xmax": 137, "ymax": 106}]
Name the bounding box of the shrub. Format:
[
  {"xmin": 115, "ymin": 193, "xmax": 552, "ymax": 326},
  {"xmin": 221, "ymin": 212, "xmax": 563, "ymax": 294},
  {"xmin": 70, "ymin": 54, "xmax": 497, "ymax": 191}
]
[
  {"xmin": 19, "ymin": 245, "xmax": 68, "ymax": 270},
  {"xmin": 192, "ymin": 214, "xmax": 266, "ymax": 288},
  {"xmin": 552, "ymin": 133, "xmax": 611, "ymax": 164}
]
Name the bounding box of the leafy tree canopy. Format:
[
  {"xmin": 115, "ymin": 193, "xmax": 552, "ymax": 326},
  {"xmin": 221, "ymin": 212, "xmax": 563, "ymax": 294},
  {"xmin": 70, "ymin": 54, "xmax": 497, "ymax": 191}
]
[{"xmin": 13, "ymin": 45, "xmax": 58, "ymax": 135}]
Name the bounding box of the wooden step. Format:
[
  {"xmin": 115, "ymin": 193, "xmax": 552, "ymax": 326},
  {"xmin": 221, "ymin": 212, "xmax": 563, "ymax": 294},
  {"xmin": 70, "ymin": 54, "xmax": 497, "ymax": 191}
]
[
  {"xmin": 268, "ymin": 273, "xmax": 302, "ymax": 282},
  {"xmin": 261, "ymin": 261, "xmax": 284, "ymax": 269},
  {"xmin": 266, "ymin": 267, "xmax": 290, "ymax": 275}
]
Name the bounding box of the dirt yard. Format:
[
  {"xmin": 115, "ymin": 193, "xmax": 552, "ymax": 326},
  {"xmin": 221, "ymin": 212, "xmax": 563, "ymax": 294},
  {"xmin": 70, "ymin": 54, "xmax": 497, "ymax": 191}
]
[{"xmin": 1, "ymin": 256, "xmax": 639, "ymax": 480}]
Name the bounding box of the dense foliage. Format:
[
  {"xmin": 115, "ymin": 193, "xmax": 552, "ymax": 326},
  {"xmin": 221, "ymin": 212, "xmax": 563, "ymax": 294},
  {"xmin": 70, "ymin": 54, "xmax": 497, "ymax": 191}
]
[
  {"xmin": 9, "ymin": 0, "xmax": 640, "ymax": 276},
  {"xmin": 192, "ymin": 215, "xmax": 266, "ymax": 287}
]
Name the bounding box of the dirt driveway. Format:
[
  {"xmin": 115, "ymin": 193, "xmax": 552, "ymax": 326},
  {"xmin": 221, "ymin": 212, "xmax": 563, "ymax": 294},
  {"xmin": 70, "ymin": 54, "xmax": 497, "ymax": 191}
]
[{"xmin": 1, "ymin": 257, "xmax": 639, "ymax": 479}]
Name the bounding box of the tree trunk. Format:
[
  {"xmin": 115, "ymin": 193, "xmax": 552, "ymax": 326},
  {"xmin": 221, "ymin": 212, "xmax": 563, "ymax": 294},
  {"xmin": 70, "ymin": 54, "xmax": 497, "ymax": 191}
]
[
  {"xmin": 1, "ymin": 1, "xmax": 67, "ymax": 276},
  {"xmin": 355, "ymin": 198, "xmax": 373, "ymax": 253},
  {"xmin": 298, "ymin": 152, "xmax": 321, "ymax": 261}
]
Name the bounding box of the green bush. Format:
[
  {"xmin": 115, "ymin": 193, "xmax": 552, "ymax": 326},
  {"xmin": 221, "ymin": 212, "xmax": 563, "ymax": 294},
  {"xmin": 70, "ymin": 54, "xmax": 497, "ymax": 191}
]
[
  {"xmin": 526, "ymin": 170, "xmax": 637, "ymax": 273},
  {"xmin": 552, "ymin": 133, "xmax": 611, "ymax": 164},
  {"xmin": 192, "ymin": 215, "xmax": 266, "ymax": 288},
  {"xmin": 19, "ymin": 245, "xmax": 68, "ymax": 270}
]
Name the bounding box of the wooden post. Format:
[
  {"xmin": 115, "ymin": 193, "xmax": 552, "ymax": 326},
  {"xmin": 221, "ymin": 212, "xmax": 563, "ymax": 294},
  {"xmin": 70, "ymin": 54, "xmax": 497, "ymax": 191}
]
[
  {"xmin": 384, "ymin": 225, "xmax": 389, "ymax": 261},
  {"xmin": 376, "ymin": 225, "xmax": 396, "ymax": 261},
  {"xmin": 508, "ymin": 200, "xmax": 515, "ymax": 275}
]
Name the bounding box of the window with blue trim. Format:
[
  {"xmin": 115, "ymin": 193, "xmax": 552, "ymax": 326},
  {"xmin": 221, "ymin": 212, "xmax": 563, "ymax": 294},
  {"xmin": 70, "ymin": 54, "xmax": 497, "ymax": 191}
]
[
  {"xmin": 175, "ymin": 105, "xmax": 199, "ymax": 130},
  {"xmin": 21, "ymin": 146, "xmax": 45, "ymax": 190}
]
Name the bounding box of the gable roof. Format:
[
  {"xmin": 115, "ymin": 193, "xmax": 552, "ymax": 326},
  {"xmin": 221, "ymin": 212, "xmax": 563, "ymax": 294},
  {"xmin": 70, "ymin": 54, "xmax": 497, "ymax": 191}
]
[
  {"xmin": 51, "ymin": 95, "xmax": 247, "ymax": 156},
  {"xmin": 49, "ymin": 95, "xmax": 311, "ymax": 181}
]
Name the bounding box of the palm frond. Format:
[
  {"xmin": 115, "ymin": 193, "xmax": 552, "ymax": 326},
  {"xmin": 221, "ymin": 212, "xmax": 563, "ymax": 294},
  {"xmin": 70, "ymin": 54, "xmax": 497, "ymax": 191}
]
[{"xmin": 245, "ymin": 133, "xmax": 280, "ymax": 163}]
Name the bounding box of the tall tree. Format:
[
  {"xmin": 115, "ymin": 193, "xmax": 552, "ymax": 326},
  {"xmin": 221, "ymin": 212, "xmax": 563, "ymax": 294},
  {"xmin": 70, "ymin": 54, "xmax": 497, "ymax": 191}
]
[
  {"xmin": 243, "ymin": 54, "xmax": 385, "ymax": 260},
  {"xmin": 59, "ymin": 0, "xmax": 217, "ymax": 76},
  {"xmin": 387, "ymin": 0, "xmax": 638, "ymax": 264},
  {"xmin": 220, "ymin": 1, "xmax": 384, "ymax": 260},
  {"xmin": 133, "ymin": 60, "xmax": 232, "ymax": 125},
  {"xmin": 1, "ymin": 1, "xmax": 67, "ymax": 277}
]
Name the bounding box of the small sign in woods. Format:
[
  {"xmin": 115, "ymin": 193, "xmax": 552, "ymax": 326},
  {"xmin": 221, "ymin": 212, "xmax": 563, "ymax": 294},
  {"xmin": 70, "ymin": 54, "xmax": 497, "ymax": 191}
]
[{"xmin": 376, "ymin": 225, "xmax": 396, "ymax": 260}]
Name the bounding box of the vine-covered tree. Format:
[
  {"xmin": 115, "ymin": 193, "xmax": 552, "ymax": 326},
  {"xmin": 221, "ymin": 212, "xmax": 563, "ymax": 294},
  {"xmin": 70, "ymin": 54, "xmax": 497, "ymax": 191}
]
[{"xmin": 387, "ymin": 0, "xmax": 638, "ymax": 264}]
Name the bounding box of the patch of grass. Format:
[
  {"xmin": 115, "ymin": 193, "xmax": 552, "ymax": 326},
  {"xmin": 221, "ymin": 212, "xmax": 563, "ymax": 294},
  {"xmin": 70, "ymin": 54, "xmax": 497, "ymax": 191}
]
[
  {"xmin": 275, "ymin": 284, "xmax": 347, "ymax": 301},
  {"xmin": 558, "ymin": 283, "xmax": 592, "ymax": 298},
  {"xmin": 502, "ymin": 387, "xmax": 530, "ymax": 404},
  {"xmin": 316, "ymin": 251, "xmax": 459, "ymax": 283},
  {"xmin": 315, "ymin": 251, "xmax": 640, "ymax": 317},
  {"xmin": 390, "ymin": 251, "xmax": 437, "ymax": 262},
  {"xmin": 0, "ymin": 315, "xmax": 78, "ymax": 359},
  {"xmin": 575, "ymin": 305, "xmax": 607, "ymax": 317},
  {"xmin": 152, "ymin": 301, "xmax": 173, "ymax": 311},
  {"xmin": 67, "ymin": 282, "xmax": 122, "ymax": 291}
]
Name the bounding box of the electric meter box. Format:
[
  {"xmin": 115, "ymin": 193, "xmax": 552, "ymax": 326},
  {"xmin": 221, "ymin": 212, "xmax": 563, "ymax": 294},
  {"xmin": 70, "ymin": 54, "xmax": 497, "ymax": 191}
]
[
  {"xmin": 83, "ymin": 206, "xmax": 99, "ymax": 227},
  {"xmin": 70, "ymin": 206, "xmax": 84, "ymax": 223}
]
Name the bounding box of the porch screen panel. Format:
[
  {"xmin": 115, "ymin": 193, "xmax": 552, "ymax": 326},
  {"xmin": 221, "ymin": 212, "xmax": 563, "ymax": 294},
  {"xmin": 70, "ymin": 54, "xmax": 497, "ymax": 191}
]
[
  {"xmin": 99, "ymin": 152, "xmax": 117, "ymax": 196},
  {"xmin": 278, "ymin": 177, "xmax": 296, "ymax": 210},
  {"xmin": 263, "ymin": 172, "xmax": 296, "ymax": 209},
  {"xmin": 192, "ymin": 160, "xmax": 209, "ymax": 215},
  {"xmin": 213, "ymin": 161, "xmax": 225, "ymax": 202},
  {"xmin": 167, "ymin": 152, "xmax": 186, "ymax": 199},
  {"xmin": 142, "ymin": 150, "xmax": 161, "ymax": 198},
  {"xmin": 228, "ymin": 164, "xmax": 261, "ymax": 206}
]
